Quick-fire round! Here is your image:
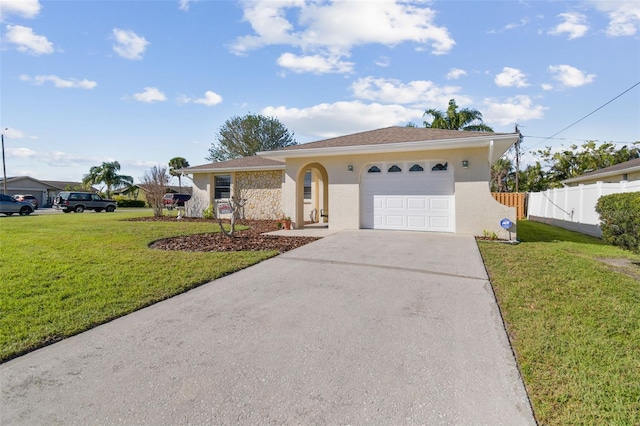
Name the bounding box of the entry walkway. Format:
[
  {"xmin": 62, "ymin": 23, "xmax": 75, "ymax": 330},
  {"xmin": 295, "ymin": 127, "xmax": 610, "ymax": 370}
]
[{"xmin": 1, "ymin": 231, "xmax": 535, "ymax": 425}]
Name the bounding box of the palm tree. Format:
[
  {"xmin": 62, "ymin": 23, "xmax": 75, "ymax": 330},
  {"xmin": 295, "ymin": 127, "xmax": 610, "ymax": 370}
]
[
  {"xmin": 491, "ymin": 158, "xmax": 513, "ymax": 192},
  {"xmin": 168, "ymin": 157, "xmax": 190, "ymax": 191},
  {"xmin": 423, "ymin": 99, "xmax": 494, "ymax": 132},
  {"xmin": 82, "ymin": 161, "xmax": 133, "ymax": 197}
]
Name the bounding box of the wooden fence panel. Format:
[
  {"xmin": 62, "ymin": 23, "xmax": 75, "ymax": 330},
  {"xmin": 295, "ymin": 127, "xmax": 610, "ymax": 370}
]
[{"xmin": 492, "ymin": 192, "xmax": 526, "ymax": 220}]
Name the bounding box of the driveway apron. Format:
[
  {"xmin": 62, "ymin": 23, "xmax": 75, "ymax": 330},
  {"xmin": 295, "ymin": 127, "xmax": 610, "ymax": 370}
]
[{"xmin": 1, "ymin": 230, "xmax": 535, "ymax": 425}]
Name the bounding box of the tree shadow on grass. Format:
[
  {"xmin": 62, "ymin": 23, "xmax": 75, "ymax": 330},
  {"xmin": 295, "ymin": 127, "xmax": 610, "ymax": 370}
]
[{"xmin": 517, "ymin": 220, "xmax": 608, "ymax": 245}]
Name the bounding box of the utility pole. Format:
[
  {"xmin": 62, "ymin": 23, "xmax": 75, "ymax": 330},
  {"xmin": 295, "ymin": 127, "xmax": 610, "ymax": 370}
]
[
  {"xmin": 515, "ymin": 125, "xmax": 521, "ymax": 193},
  {"xmin": 2, "ymin": 128, "xmax": 7, "ymax": 195}
]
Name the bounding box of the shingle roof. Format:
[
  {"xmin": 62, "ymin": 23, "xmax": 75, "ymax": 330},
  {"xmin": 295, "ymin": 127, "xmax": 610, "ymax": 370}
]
[
  {"xmin": 274, "ymin": 126, "xmax": 508, "ymax": 151},
  {"xmin": 181, "ymin": 156, "xmax": 284, "ymax": 172},
  {"xmin": 563, "ymin": 157, "xmax": 640, "ymax": 183}
]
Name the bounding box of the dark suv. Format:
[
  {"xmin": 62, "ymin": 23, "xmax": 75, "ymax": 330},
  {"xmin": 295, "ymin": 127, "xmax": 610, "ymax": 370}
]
[
  {"xmin": 53, "ymin": 191, "xmax": 117, "ymax": 213},
  {"xmin": 162, "ymin": 193, "xmax": 191, "ymax": 210}
]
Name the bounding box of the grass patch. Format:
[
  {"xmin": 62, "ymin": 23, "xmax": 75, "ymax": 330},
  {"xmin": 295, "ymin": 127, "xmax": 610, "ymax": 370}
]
[
  {"xmin": 479, "ymin": 221, "xmax": 640, "ymax": 425},
  {"xmin": 0, "ymin": 210, "xmax": 275, "ymax": 362}
]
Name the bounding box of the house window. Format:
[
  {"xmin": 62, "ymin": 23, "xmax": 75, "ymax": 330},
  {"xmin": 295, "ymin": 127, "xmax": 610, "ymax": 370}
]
[
  {"xmin": 432, "ymin": 162, "xmax": 448, "ymax": 171},
  {"xmin": 388, "ymin": 165, "xmax": 402, "ymax": 173},
  {"xmin": 409, "ymin": 164, "xmax": 424, "ymax": 172},
  {"xmin": 368, "ymin": 166, "xmax": 381, "ymax": 173},
  {"xmin": 214, "ymin": 175, "xmax": 231, "ymax": 199},
  {"xmin": 304, "ymin": 171, "xmax": 312, "ymax": 200}
]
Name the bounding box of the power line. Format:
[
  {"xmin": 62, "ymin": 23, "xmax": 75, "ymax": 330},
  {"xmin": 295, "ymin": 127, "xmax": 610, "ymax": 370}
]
[{"xmin": 525, "ymin": 81, "xmax": 640, "ymax": 151}]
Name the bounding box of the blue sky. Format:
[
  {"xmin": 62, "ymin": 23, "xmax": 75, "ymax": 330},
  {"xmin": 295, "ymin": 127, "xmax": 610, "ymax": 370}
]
[{"xmin": 1, "ymin": 0, "xmax": 639, "ymax": 183}]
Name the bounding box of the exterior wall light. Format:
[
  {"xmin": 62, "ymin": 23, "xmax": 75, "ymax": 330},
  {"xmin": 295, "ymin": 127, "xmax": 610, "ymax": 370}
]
[
  {"xmin": 462, "ymin": 160, "xmax": 469, "ymax": 168},
  {"xmin": 348, "ymin": 164, "xmax": 353, "ymax": 172}
]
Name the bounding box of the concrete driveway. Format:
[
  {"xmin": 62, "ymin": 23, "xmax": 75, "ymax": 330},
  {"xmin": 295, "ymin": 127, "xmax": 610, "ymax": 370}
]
[{"xmin": 1, "ymin": 231, "xmax": 535, "ymax": 425}]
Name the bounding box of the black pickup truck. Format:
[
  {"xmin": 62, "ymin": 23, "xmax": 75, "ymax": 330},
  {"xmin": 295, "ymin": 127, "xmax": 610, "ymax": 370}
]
[{"xmin": 53, "ymin": 191, "xmax": 117, "ymax": 213}]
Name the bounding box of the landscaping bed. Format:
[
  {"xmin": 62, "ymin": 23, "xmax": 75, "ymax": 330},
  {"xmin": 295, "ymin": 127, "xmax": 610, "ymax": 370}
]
[{"xmin": 135, "ymin": 218, "xmax": 320, "ymax": 253}]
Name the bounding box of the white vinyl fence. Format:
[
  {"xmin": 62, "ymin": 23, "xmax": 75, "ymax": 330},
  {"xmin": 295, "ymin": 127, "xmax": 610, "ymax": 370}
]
[{"xmin": 528, "ymin": 180, "xmax": 640, "ymax": 237}]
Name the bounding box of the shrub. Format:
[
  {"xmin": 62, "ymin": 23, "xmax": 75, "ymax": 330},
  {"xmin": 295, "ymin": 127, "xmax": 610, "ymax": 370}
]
[
  {"xmin": 595, "ymin": 192, "xmax": 640, "ymax": 252},
  {"xmin": 116, "ymin": 199, "xmax": 146, "ymax": 208},
  {"xmin": 202, "ymin": 205, "xmax": 215, "ymax": 220}
]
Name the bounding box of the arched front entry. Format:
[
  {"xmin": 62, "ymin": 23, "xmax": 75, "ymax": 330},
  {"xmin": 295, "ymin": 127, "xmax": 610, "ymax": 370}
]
[{"xmin": 295, "ymin": 163, "xmax": 329, "ymax": 228}]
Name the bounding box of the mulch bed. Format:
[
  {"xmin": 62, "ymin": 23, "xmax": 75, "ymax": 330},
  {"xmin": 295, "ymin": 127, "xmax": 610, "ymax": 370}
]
[{"xmin": 131, "ymin": 217, "xmax": 320, "ymax": 253}]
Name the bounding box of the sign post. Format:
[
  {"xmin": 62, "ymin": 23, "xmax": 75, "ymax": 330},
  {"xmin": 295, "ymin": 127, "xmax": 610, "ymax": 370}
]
[{"xmin": 500, "ymin": 218, "xmax": 514, "ymax": 241}]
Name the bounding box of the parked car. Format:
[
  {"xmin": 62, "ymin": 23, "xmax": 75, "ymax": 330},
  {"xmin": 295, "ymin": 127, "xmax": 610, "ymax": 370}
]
[
  {"xmin": 0, "ymin": 194, "xmax": 33, "ymax": 216},
  {"xmin": 162, "ymin": 193, "xmax": 191, "ymax": 210},
  {"xmin": 53, "ymin": 191, "xmax": 117, "ymax": 213},
  {"xmin": 13, "ymin": 194, "xmax": 38, "ymax": 209}
]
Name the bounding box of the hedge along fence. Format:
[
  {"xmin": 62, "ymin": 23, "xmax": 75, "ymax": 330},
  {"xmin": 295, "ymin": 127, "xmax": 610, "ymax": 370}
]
[{"xmin": 595, "ymin": 192, "xmax": 640, "ymax": 252}]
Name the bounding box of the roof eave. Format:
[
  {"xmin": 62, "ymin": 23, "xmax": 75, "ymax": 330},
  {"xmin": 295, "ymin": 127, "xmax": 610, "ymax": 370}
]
[
  {"xmin": 562, "ymin": 165, "xmax": 640, "ymax": 184},
  {"xmin": 258, "ymin": 134, "xmax": 518, "ymax": 163}
]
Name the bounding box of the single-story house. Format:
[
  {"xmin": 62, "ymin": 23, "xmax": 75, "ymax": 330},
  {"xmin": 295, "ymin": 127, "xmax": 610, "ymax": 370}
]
[
  {"xmin": 180, "ymin": 126, "xmax": 520, "ymax": 237},
  {"xmin": 112, "ymin": 184, "xmax": 192, "ymax": 202},
  {"xmin": 0, "ymin": 176, "xmax": 92, "ymax": 208},
  {"xmin": 562, "ymin": 157, "xmax": 640, "ymax": 186}
]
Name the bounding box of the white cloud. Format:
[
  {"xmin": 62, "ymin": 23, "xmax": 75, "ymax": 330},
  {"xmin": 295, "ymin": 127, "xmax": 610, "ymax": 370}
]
[
  {"xmin": 178, "ymin": 0, "xmax": 196, "ymax": 11},
  {"xmin": 505, "ymin": 18, "xmax": 530, "ymax": 30},
  {"xmin": 350, "ymin": 77, "xmax": 470, "ymax": 108},
  {"xmin": 231, "ymin": 0, "xmax": 455, "ymax": 74},
  {"xmin": 0, "ymin": 0, "xmax": 41, "ymax": 19},
  {"xmin": 178, "ymin": 90, "xmax": 223, "ymax": 106},
  {"xmin": 495, "ymin": 67, "xmax": 529, "ymax": 88},
  {"xmin": 1, "ymin": 128, "xmax": 37, "ymax": 139},
  {"xmin": 548, "ymin": 12, "xmax": 589, "ymax": 39},
  {"xmin": 112, "ymin": 28, "xmax": 149, "ymax": 60},
  {"xmin": 130, "ymin": 87, "xmax": 167, "ymax": 103},
  {"xmin": 483, "ymin": 96, "xmax": 547, "ymax": 126},
  {"xmin": 375, "ymin": 56, "xmax": 391, "ymax": 67},
  {"xmin": 446, "ymin": 68, "xmax": 467, "ymax": 80},
  {"xmin": 19, "ymin": 74, "xmax": 97, "ymax": 89},
  {"xmin": 548, "ymin": 64, "xmax": 596, "ymax": 87},
  {"xmin": 590, "ymin": 0, "xmax": 640, "ymax": 36},
  {"xmin": 277, "ymin": 52, "xmax": 354, "ymax": 74},
  {"xmin": 541, "ymin": 83, "xmax": 554, "ymax": 91},
  {"xmin": 262, "ymin": 101, "xmax": 424, "ymax": 139},
  {"xmin": 5, "ymin": 25, "xmax": 53, "ymax": 55}
]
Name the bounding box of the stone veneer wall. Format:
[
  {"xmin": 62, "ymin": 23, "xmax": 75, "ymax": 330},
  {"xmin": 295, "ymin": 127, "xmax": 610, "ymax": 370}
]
[{"xmin": 235, "ymin": 170, "xmax": 283, "ymax": 220}]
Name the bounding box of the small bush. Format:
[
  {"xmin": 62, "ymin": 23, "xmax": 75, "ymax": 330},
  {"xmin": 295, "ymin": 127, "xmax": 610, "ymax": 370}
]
[
  {"xmin": 116, "ymin": 199, "xmax": 146, "ymax": 208},
  {"xmin": 202, "ymin": 205, "xmax": 215, "ymax": 220},
  {"xmin": 595, "ymin": 192, "xmax": 640, "ymax": 252}
]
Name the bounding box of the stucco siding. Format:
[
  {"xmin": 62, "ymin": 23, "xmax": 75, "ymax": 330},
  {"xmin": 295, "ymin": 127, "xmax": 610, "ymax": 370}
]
[{"xmin": 455, "ymin": 181, "xmax": 516, "ymax": 238}]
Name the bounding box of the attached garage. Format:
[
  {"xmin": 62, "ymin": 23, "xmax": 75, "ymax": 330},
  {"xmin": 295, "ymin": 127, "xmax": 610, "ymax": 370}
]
[{"xmin": 361, "ymin": 161, "xmax": 455, "ymax": 232}]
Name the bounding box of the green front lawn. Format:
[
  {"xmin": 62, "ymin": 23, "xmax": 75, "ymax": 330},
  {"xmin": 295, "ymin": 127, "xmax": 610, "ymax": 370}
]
[
  {"xmin": 479, "ymin": 221, "xmax": 640, "ymax": 425},
  {"xmin": 0, "ymin": 210, "xmax": 275, "ymax": 362}
]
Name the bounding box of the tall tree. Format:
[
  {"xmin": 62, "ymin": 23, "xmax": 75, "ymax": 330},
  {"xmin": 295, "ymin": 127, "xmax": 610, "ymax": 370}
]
[
  {"xmin": 207, "ymin": 114, "xmax": 297, "ymax": 162},
  {"xmin": 168, "ymin": 157, "xmax": 190, "ymax": 191},
  {"xmin": 82, "ymin": 161, "xmax": 133, "ymax": 197},
  {"xmin": 423, "ymin": 99, "xmax": 494, "ymax": 132}
]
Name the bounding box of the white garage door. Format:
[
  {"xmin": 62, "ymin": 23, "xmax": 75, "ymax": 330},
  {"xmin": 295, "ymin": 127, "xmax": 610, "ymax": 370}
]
[{"xmin": 361, "ymin": 162, "xmax": 455, "ymax": 232}]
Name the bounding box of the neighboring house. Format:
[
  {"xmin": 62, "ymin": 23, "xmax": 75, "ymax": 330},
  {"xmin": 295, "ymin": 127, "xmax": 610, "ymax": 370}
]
[
  {"xmin": 0, "ymin": 176, "xmax": 91, "ymax": 208},
  {"xmin": 562, "ymin": 157, "xmax": 640, "ymax": 186},
  {"xmin": 180, "ymin": 126, "xmax": 520, "ymax": 236},
  {"xmin": 528, "ymin": 157, "xmax": 640, "ymax": 238},
  {"xmin": 112, "ymin": 184, "xmax": 192, "ymax": 203}
]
